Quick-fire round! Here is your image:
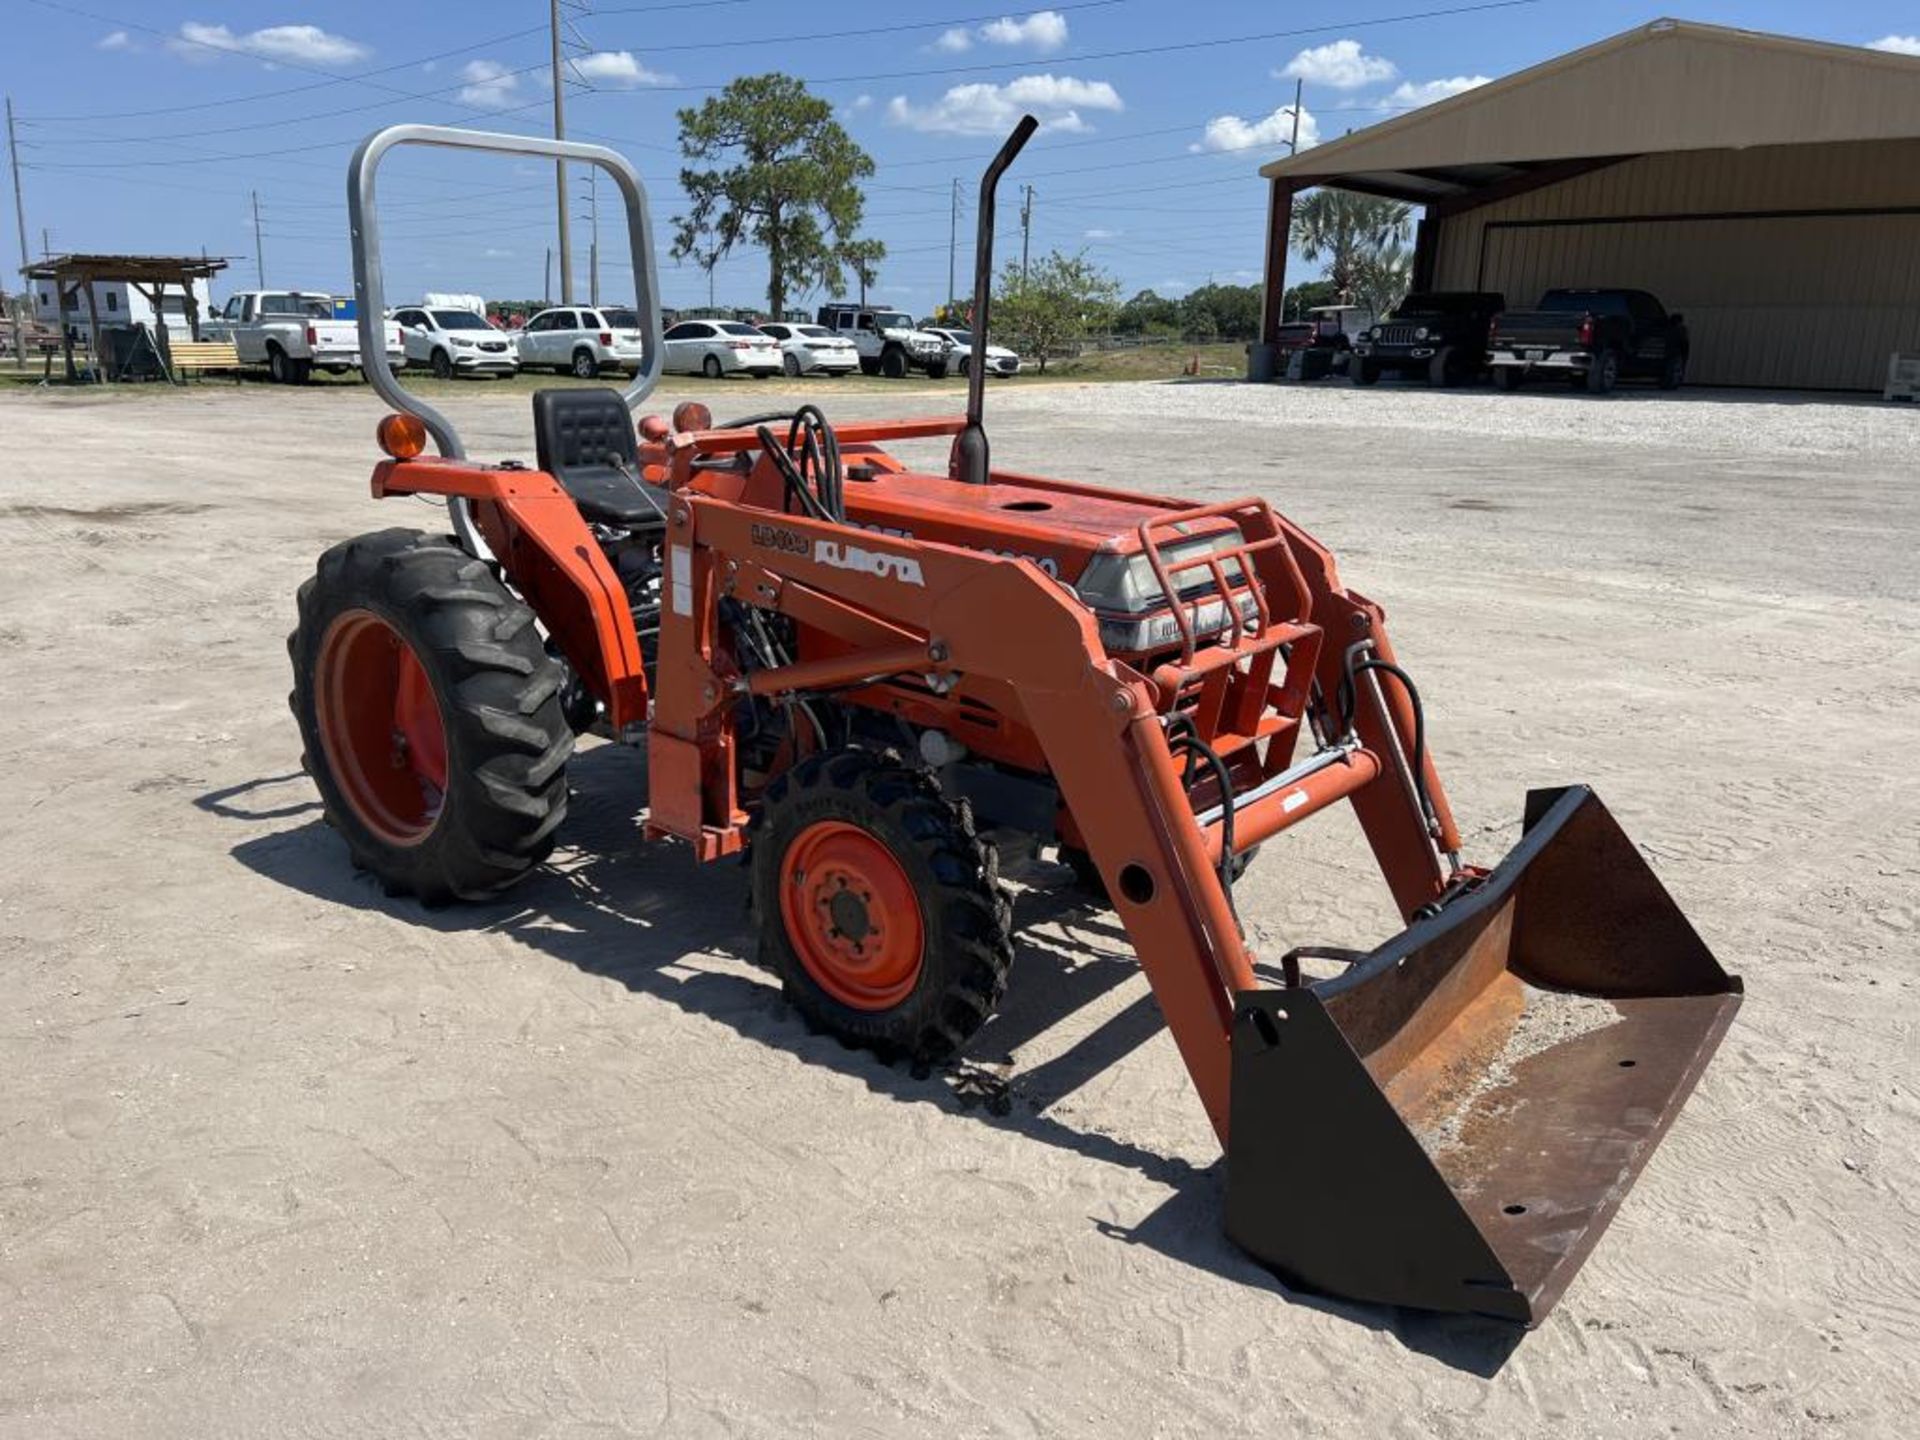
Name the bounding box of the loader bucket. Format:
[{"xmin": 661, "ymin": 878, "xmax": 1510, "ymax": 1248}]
[{"xmin": 1224, "ymin": 785, "xmax": 1741, "ymax": 1325}]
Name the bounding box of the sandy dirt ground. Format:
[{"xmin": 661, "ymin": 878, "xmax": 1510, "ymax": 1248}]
[{"xmin": 1, "ymin": 377, "xmax": 1916, "ymax": 1437}]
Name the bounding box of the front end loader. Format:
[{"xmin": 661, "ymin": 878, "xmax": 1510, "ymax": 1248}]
[{"xmin": 289, "ymin": 118, "xmax": 1740, "ymax": 1326}]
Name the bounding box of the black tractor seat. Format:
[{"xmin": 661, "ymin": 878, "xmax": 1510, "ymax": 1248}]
[{"xmin": 531, "ymin": 388, "xmax": 668, "ymax": 529}]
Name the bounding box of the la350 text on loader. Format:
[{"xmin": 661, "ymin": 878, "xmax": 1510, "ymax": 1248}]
[{"xmin": 289, "ymin": 119, "xmax": 1741, "ymax": 1325}]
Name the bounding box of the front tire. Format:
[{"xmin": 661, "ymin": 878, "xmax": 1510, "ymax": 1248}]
[
  {"xmin": 752, "ymin": 749, "xmax": 1012, "ymax": 1062},
  {"xmin": 289, "ymin": 529, "xmax": 572, "ymax": 904},
  {"xmin": 1658, "ymin": 351, "xmax": 1687, "ymax": 390},
  {"xmin": 880, "ymin": 346, "xmax": 907, "ymax": 379},
  {"xmin": 430, "ymin": 348, "xmax": 453, "ymax": 380},
  {"xmin": 1350, "ymin": 358, "xmax": 1379, "ymax": 386},
  {"xmin": 1428, "ymin": 347, "xmax": 1456, "ymax": 387}
]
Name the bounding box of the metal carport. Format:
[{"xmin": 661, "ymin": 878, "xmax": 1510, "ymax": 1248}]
[{"xmin": 1257, "ymin": 19, "xmax": 1920, "ymax": 390}]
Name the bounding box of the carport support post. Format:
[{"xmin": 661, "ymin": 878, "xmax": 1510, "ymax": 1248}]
[
  {"xmin": 82, "ymin": 278, "xmax": 103, "ymax": 383},
  {"xmin": 1260, "ymin": 179, "xmax": 1296, "ymax": 344}
]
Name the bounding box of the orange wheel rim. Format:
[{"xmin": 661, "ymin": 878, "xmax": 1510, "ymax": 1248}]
[
  {"xmin": 779, "ymin": 820, "xmax": 924, "ymax": 1010},
  {"xmin": 314, "ymin": 609, "xmax": 448, "ymax": 846}
]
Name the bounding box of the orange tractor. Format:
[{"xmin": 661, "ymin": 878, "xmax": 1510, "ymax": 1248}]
[{"xmin": 291, "ymin": 120, "xmax": 1740, "ymax": 1324}]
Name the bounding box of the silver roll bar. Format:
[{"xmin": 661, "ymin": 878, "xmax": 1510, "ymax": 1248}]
[{"xmin": 346, "ymin": 124, "xmax": 665, "ymax": 555}]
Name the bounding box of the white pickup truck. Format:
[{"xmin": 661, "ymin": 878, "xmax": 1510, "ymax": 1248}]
[{"xmin": 203, "ymin": 290, "xmax": 404, "ymax": 383}]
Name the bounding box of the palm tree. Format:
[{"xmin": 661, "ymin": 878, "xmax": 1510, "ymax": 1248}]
[
  {"xmin": 1289, "ymin": 190, "xmax": 1413, "ymax": 302},
  {"xmin": 1353, "ymin": 240, "xmax": 1413, "ymax": 320}
]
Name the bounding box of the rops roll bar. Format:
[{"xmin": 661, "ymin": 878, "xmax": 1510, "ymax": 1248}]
[{"xmin": 347, "ymin": 124, "xmax": 664, "ymax": 554}]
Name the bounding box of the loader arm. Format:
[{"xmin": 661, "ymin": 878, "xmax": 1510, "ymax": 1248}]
[{"xmin": 648, "ymin": 487, "xmax": 1418, "ymax": 1138}]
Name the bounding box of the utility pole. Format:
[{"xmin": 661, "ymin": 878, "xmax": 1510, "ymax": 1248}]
[
  {"xmin": 251, "ymin": 190, "xmax": 265, "ymax": 287},
  {"xmin": 549, "ymin": 0, "xmax": 574, "ymax": 303},
  {"xmin": 1288, "ymin": 77, "xmax": 1303, "ymax": 154},
  {"xmin": 544, "ymin": 247, "xmax": 553, "ymax": 306},
  {"xmin": 584, "ymin": 168, "xmax": 600, "ymax": 307},
  {"xmin": 1019, "ymin": 184, "xmax": 1033, "ymax": 281},
  {"xmin": 947, "ymin": 177, "xmax": 961, "ymax": 316},
  {"xmin": 6, "ymin": 96, "xmax": 28, "ymax": 367}
]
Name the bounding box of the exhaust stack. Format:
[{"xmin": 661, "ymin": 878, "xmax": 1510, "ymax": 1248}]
[{"xmin": 953, "ymin": 114, "xmax": 1038, "ymax": 486}]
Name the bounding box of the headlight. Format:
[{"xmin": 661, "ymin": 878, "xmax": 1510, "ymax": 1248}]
[
  {"xmin": 1413, "ymin": 327, "xmax": 1429, "ymax": 341},
  {"xmin": 1369, "ymin": 327, "xmax": 1381, "ymax": 340},
  {"xmin": 452, "ymin": 337, "xmax": 474, "ymax": 348},
  {"xmin": 1095, "ymin": 591, "xmax": 1263, "ymax": 655}
]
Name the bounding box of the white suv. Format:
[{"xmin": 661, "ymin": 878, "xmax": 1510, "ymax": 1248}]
[
  {"xmin": 392, "ymin": 305, "xmax": 518, "ymax": 379},
  {"xmin": 516, "ymin": 305, "xmax": 647, "ymax": 378},
  {"xmin": 816, "ymin": 303, "xmax": 949, "ymax": 378}
]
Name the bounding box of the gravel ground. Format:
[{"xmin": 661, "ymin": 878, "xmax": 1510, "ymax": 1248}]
[
  {"xmin": 2, "ymin": 377, "xmax": 1916, "ymax": 1437},
  {"xmin": 1065, "ymin": 378, "xmax": 1920, "ymax": 460}
]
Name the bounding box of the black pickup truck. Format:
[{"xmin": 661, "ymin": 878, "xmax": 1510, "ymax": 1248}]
[
  {"xmin": 1350, "ymin": 291, "xmax": 1504, "ymax": 387},
  {"xmin": 1487, "ymin": 288, "xmax": 1689, "ymax": 394}
]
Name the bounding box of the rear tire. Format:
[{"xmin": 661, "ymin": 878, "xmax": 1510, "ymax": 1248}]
[
  {"xmin": 881, "ymin": 346, "xmax": 907, "ymax": 379},
  {"xmin": 1492, "ymin": 367, "xmax": 1523, "ymax": 391},
  {"xmin": 267, "ymin": 346, "xmax": 295, "ymax": 384},
  {"xmin": 571, "ymin": 347, "xmax": 600, "ymax": 380},
  {"xmin": 289, "ymin": 529, "xmax": 572, "ymax": 904},
  {"xmin": 702, "ymin": 353, "xmax": 723, "ymax": 379},
  {"xmin": 752, "ymin": 749, "xmax": 1012, "ymax": 1062},
  {"xmin": 783, "ymin": 353, "xmax": 802, "ymax": 377},
  {"xmin": 859, "ymin": 356, "xmax": 880, "ymax": 376},
  {"xmin": 1585, "ymin": 348, "xmax": 1620, "ymax": 395},
  {"xmin": 1658, "ymin": 351, "xmax": 1687, "ymax": 390}
]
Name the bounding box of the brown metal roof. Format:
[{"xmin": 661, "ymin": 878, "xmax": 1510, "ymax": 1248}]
[
  {"xmin": 1260, "ymin": 19, "xmax": 1920, "ymax": 201},
  {"xmin": 22, "ymin": 253, "xmax": 231, "ymax": 283}
]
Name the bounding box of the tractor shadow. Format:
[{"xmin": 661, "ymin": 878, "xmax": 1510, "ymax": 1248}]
[{"xmin": 215, "ymin": 742, "xmax": 1518, "ymax": 1374}]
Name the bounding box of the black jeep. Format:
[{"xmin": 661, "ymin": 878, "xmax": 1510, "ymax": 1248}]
[{"xmin": 1350, "ymin": 291, "xmax": 1505, "ymax": 387}]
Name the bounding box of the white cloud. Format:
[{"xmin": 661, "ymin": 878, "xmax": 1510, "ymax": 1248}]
[
  {"xmin": 483, "ymin": 247, "xmax": 515, "ymax": 259},
  {"xmin": 1867, "ymin": 34, "xmax": 1920, "ymax": 55},
  {"xmin": 171, "ymin": 21, "xmax": 370, "ymax": 67},
  {"xmin": 1278, "ymin": 40, "xmax": 1396, "ymax": 89},
  {"xmin": 1382, "ymin": 75, "xmax": 1491, "ymax": 108},
  {"xmin": 930, "ymin": 11, "xmax": 1068, "ymax": 55},
  {"xmin": 888, "ymin": 73, "xmax": 1121, "ymax": 135},
  {"xmin": 1191, "ymin": 105, "xmax": 1319, "ymax": 154},
  {"xmin": 1084, "ymin": 227, "xmax": 1120, "ymax": 240},
  {"xmin": 569, "ymin": 50, "xmax": 672, "ymax": 88},
  {"xmin": 458, "ymin": 59, "xmax": 522, "ymax": 108},
  {"xmin": 97, "ymin": 29, "xmax": 134, "ymax": 51},
  {"xmin": 849, "ymin": 94, "xmax": 873, "ymax": 111},
  {"xmin": 980, "ymin": 12, "xmax": 1069, "ymax": 51}
]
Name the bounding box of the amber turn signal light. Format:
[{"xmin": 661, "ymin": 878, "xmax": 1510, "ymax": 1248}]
[{"xmin": 376, "ymin": 412, "xmax": 428, "ymax": 460}]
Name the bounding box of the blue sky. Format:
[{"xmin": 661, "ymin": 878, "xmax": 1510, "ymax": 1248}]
[{"xmin": 7, "ymin": 0, "xmax": 1918, "ymax": 311}]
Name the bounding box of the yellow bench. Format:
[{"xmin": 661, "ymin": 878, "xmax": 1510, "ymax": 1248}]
[{"xmin": 169, "ymin": 340, "xmax": 242, "ymax": 380}]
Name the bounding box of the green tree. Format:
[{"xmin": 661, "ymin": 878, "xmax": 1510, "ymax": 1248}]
[
  {"xmin": 1115, "ymin": 288, "xmax": 1181, "ymax": 336},
  {"xmin": 1179, "ymin": 282, "xmax": 1262, "ymax": 341},
  {"xmin": 672, "ymin": 73, "xmax": 883, "ymax": 318},
  {"xmin": 1281, "ymin": 278, "xmax": 1338, "ymax": 321},
  {"xmin": 1289, "ymin": 190, "xmax": 1412, "ymax": 301},
  {"xmin": 994, "ymin": 250, "xmax": 1120, "ymax": 374}
]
